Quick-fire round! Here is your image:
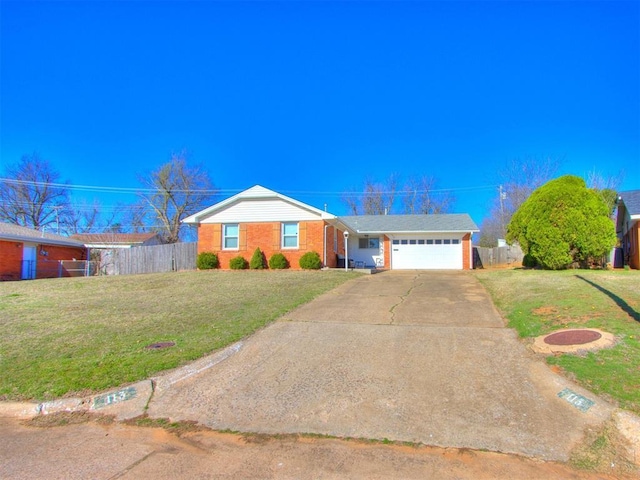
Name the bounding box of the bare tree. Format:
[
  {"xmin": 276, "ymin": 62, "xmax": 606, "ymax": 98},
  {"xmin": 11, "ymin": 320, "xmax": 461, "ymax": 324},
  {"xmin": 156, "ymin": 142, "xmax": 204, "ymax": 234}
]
[
  {"xmin": 342, "ymin": 174, "xmax": 399, "ymax": 215},
  {"xmin": 402, "ymin": 175, "xmax": 455, "ymax": 214},
  {"xmin": 480, "ymin": 156, "xmax": 561, "ymax": 246},
  {"xmin": 137, "ymin": 152, "xmax": 216, "ymax": 243},
  {"xmin": 0, "ymin": 153, "xmax": 72, "ymax": 232}
]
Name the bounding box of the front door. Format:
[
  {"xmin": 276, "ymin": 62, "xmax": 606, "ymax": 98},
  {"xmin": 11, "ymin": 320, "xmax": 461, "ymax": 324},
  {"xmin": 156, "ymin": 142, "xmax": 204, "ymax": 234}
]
[{"xmin": 21, "ymin": 245, "xmax": 37, "ymax": 280}]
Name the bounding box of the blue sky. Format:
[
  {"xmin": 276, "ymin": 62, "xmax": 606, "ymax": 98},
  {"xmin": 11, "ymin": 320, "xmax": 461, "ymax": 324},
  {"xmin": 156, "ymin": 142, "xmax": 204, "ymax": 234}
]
[{"xmin": 1, "ymin": 0, "xmax": 638, "ymax": 230}]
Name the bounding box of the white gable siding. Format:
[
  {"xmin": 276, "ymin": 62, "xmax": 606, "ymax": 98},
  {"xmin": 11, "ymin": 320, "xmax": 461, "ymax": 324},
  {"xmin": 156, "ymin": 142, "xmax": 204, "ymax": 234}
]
[{"xmin": 200, "ymin": 199, "xmax": 323, "ymax": 223}]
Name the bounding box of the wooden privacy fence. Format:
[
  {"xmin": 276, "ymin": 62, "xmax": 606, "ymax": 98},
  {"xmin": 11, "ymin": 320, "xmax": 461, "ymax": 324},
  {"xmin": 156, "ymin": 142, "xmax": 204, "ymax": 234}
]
[
  {"xmin": 473, "ymin": 244, "xmax": 524, "ymax": 269},
  {"xmin": 111, "ymin": 242, "xmax": 197, "ymax": 275}
]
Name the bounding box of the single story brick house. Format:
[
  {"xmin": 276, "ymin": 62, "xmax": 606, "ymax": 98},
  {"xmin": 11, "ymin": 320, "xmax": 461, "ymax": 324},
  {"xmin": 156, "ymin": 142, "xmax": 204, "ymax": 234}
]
[
  {"xmin": 182, "ymin": 185, "xmax": 479, "ymax": 270},
  {"xmin": 616, "ymin": 190, "xmax": 640, "ymax": 269},
  {"xmin": 0, "ymin": 223, "xmax": 88, "ymax": 280}
]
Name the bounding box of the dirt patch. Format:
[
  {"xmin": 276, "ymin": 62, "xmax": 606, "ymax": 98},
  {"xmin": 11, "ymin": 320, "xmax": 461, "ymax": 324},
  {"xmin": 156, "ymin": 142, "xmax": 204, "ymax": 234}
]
[
  {"xmin": 570, "ymin": 415, "xmax": 640, "ymax": 477},
  {"xmin": 22, "ymin": 411, "xmax": 115, "ymax": 428},
  {"xmin": 533, "ymin": 305, "xmax": 559, "ymax": 316}
]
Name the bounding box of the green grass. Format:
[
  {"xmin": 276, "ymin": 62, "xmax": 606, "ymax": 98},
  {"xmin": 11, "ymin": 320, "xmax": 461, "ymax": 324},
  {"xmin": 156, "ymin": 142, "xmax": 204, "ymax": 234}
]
[
  {"xmin": 474, "ymin": 269, "xmax": 640, "ymax": 414},
  {"xmin": 0, "ymin": 270, "xmax": 358, "ymax": 401}
]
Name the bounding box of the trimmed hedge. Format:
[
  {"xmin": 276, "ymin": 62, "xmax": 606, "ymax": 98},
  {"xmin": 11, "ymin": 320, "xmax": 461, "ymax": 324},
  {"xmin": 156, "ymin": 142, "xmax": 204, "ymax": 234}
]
[
  {"xmin": 229, "ymin": 255, "xmax": 248, "ymax": 270},
  {"xmin": 268, "ymin": 253, "xmax": 289, "ymax": 270},
  {"xmin": 196, "ymin": 252, "xmax": 219, "ymax": 270},
  {"xmin": 299, "ymin": 251, "xmax": 322, "ymax": 270}
]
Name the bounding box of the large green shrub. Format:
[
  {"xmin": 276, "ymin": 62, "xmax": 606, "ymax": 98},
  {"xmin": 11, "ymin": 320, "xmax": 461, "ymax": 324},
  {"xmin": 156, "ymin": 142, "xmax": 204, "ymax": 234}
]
[
  {"xmin": 268, "ymin": 253, "xmax": 289, "ymax": 269},
  {"xmin": 249, "ymin": 248, "xmax": 266, "ymax": 269},
  {"xmin": 229, "ymin": 255, "xmax": 248, "ymax": 270},
  {"xmin": 197, "ymin": 252, "xmax": 219, "ymax": 270},
  {"xmin": 299, "ymin": 251, "xmax": 322, "ymax": 270},
  {"xmin": 506, "ymin": 175, "xmax": 617, "ymax": 270}
]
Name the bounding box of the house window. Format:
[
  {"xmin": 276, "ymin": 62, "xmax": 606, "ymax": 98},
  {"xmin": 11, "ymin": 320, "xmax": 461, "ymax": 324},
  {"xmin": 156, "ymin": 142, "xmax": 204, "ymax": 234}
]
[
  {"xmin": 358, "ymin": 237, "xmax": 380, "ymax": 249},
  {"xmin": 392, "ymin": 239, "xmax": 400, "ymax": 245},
  {"xmin": 426, "ymin": 239, "xmax": 434, "ymax": 245},
  {"xmin": 444, "ymin": 239, "xmax": 451, "ymax": 245},
  {"xmin": 223, "ymin": 224, "xmax": 239, "ymax": 249},
  {"xmin": 418, "ymin": 239, "xmax": 425, "ymax": 245},
  {"xmin": 435, "ymin": 239, "xmax": 443, "ymax": 245},
  {"xmin": 282, "ymin": 222, "xmax": 299, "ymax": 248},
  {"xmin": 452, "ymin": 239, "xmax": 460, "ymax": 244}
]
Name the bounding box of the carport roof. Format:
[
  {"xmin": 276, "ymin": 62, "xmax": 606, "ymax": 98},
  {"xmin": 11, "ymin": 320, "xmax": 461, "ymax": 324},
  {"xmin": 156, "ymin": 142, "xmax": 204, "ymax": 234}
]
[
  {"xmin": 339, "ymin": 214, "xmax": 479, "ymax": 234},
  {"xmin": 0, "ymin": 222, "xmax": 86, "ymax": 248}
]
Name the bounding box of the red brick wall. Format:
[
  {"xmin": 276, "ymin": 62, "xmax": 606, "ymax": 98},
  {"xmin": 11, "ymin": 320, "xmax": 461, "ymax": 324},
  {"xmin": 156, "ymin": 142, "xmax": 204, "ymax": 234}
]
[
  {"xmin": 198, "ymin": 221, "xmax": 337, "ymax": 269},
  {"xmin": 628, "ymin": 222, "xmax": 639, "ymax": 270},
  {"xmin": 462, "ymin": 233, "xmax": 472, "ymax": 270},
  {"xmin": 36, "ymin": 245, "xmax": 88, "ymax": 279},
  {"xmin": 0, "ymin": 241, "xmax": 87, "ymax": 280},
  {"xmin": 0, "ymin": 240, "xmax": 23, "ymax": 280}
]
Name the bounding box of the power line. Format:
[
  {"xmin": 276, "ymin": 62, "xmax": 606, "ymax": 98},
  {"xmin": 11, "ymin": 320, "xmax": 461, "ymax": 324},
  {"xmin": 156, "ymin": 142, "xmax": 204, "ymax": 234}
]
[{"xmin": 0, "ymin": 177, "xmax": 499, "ymax": 197}]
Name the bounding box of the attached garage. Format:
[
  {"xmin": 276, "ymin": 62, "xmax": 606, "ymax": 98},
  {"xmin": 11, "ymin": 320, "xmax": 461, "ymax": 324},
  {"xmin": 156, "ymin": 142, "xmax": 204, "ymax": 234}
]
[
  {"xmin": 391, "ymin": 236, "xmax": 463, "ymax": 270},
  {"xmin": 339, "ymin": 214, "xmax": 479, "ymax": 270}
]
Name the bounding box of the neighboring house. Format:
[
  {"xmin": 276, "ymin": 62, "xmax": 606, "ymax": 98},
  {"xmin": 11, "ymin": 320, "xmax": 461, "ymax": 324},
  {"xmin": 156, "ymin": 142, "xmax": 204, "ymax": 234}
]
[
  {"xmin": 182, "ymin": 185, "xmax": 479, "ymax": 270},
  {"xmin": 71, "ymin": 233, "xmax": 164, "ymax": 275},
  {"xmin": 0, "ymin": 223, "xmax": 88, "ymax": 280},
  {"xmin": 616, "ymin": 190, "xmax": 640, "ymax": 269}
]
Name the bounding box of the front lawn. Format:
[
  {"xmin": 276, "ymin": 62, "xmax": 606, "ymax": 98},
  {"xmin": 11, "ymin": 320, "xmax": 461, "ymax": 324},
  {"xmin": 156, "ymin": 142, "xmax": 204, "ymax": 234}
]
[
  {"xmin": 0, "ymin": 270, "xmax": 358, "ymax": 401},
  {"xmin": 474, "ymin": 269, "xmax": 640, "ymax": 415}
]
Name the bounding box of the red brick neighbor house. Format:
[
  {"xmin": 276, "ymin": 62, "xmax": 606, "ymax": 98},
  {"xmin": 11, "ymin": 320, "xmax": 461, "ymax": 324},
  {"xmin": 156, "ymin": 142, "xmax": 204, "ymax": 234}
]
[
  {"xmin": 182, "ymin": 185, "xmax": 479, "ymax": 270},
  {"xmin": 0, "ymin": 223, "xmax": 88, "ymax": 280},
  {"xmin": 617, "ymin": 190, "xmax": 640, "ymax": 269}
]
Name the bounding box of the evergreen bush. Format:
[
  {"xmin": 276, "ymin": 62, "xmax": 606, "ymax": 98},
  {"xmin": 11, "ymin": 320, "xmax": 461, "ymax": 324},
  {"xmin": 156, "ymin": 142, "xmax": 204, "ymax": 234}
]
[
  {"xmin": 268, "ymin": 253, "xmax": 289, "ymax": 269},
  {"xmin": 250, "ymin": 248, "xmax": 266, "ymax": 269},
  {"xmin": 196, "ymin": 252, "xmax": 219, "ymax": 270},
  {"xmin": 299, "ymin": 251, "xmax": 322, "ymax": 270},
  {"xmin": 229, "ymin": 255, "xmax": 248, "ymax": 270}
]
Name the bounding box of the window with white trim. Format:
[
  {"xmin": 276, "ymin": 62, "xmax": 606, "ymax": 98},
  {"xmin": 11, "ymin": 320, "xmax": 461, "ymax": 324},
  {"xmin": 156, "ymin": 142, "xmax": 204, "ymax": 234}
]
[
  {"xmin": 223, "ymin": 224, "xmax": 239, "ymax": 249},
  {"xmin": 282, "ymin": 222, "xmax": 299, "ymax": 248}
]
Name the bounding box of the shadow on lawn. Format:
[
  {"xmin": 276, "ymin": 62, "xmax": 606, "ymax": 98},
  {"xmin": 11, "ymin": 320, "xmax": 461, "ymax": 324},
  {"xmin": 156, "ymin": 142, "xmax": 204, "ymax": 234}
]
[{"xmin": 575, "ymin": 275, "xmax": 640, "ymax": 323}]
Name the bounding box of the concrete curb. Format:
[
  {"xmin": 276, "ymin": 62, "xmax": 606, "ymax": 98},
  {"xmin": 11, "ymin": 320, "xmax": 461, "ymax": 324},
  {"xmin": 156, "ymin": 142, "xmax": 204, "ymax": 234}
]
[
  {"xmin": 0, "ymin": 380, "xmax": 153, "ymax": 421},
  {"xmin": 0, "ymin": 341, "xmax": 244, "ymax": 421}
]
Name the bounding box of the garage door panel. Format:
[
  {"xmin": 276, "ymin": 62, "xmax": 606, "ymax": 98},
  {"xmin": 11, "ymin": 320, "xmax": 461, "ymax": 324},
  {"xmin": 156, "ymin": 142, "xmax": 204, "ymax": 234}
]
[{"xmin": 392, "ymin": 239, "xmax": 462, "ymax": 270}]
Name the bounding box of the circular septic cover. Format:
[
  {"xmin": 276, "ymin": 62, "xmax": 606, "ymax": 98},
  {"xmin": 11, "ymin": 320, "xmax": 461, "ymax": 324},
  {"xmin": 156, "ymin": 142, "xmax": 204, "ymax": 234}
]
[
  {"xmin": 544, "ymin": 330, "xmax": 602, "ymax": 346},
  {"xmin": 145, "ymin": 341, "xmax": 176, "ymax": 350}
]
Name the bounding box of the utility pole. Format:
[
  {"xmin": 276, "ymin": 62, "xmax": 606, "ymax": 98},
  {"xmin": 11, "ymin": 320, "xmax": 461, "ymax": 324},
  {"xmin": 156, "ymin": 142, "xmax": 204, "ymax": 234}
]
[{"xmin": 499, "ymin": 185, "xmax": 506, "ymax": 238}]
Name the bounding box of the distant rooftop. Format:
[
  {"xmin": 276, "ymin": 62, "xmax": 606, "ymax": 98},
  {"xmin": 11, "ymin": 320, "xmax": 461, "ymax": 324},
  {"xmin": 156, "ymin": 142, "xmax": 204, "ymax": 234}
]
[
  {"xmin": 71, "ymin": 233, "xmax": 161, "ymax": 245},
  {"xmin": 619, "ymin": 190, "xmax": 640, "ymax": 216}
]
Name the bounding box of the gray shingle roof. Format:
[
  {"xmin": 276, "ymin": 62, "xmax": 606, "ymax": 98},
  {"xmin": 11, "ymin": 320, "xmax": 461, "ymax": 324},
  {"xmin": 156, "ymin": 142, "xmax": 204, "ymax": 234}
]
[
  {"xmin": 619, "ymin": 190, "xmax": 640, "ymax": 216},
  {"xmin": 339, "ymin": 214, "xmax": 479, "ymax": 233},
  {"xmin": 0, "ymin": 223, "xmax": 85, "ymax": 248}
]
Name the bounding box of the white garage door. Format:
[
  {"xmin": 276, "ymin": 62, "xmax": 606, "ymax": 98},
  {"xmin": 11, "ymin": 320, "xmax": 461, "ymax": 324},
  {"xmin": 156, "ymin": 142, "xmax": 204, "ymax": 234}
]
[{"xmin": 391, "ymin": 237, "xmax": 463, "ymax": 270}]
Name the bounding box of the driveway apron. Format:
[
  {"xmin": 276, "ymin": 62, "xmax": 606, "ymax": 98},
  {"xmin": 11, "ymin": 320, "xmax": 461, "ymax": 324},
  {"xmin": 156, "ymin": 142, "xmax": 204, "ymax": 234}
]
[{"xmin": 148, "ymin": 271, "xmax": 613, "ymax": 461}]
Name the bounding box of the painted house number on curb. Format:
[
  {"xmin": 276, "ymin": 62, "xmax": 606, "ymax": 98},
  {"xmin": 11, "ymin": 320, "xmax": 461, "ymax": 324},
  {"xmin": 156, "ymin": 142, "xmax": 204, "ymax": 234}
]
[
  {"xmin": 93, "ymin": 387, "xmax": 137, "ymax": 409},
  {"xmin": 557, "ymin": 388, "xmax": 595, "ymax": 412}
]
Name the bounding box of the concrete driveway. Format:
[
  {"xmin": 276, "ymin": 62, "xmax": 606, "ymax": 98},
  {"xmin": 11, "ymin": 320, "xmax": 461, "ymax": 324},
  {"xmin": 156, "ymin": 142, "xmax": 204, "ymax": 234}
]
[{"xmin": 148, "ymin": 271, "xmax": 613, "ymax": 461}]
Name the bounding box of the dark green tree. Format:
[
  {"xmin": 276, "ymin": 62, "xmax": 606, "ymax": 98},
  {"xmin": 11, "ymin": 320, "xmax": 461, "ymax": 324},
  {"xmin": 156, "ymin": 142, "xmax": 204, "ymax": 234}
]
[{"xmin": 506, "ymin": 175, "xmax": 616, "ymax": 269}]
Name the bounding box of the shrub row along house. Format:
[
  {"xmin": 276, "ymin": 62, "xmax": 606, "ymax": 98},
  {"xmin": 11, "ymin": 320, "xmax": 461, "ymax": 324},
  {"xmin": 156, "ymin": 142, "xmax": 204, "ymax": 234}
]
[
  {"xmin": 0, "ymin": 223, "xmax": 88, "ymax": 280},
  {"xmin": 183, "ymin": 185, "xmax": 479, "ymax": 270}
]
